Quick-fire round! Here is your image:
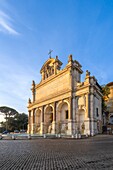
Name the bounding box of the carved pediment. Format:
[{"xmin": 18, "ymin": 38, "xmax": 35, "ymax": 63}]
[
  {"xmin": 40, "ymin": 57, "xmax": 62, "ymax": 80},
  {"xmin": 40, "ymin": 58, "xmax": 55, "ymax": 73}
]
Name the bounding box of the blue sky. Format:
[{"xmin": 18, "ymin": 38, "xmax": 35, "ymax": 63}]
[{"xmin": 0, "ymin": 0, "xmax": 113, "ymax": 113}]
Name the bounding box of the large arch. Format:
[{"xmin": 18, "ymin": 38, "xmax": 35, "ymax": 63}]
[
  {"xmin": 56, "ymin": 101, "xmax": 69, "ymax": 134},
  {"xmin": 35, "ymin": 109, "xmax": 41, "ymax": 133},
  {"xmin": 44, "ymin": 106, "xmax": 53, "ymax": 133}
]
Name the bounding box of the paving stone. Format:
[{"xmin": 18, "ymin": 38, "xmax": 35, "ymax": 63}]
[{"xmin": 0, "ymin": 135, "xmax": 113, "ymax": 169}]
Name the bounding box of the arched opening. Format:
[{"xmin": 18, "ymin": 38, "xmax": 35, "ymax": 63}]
[
  {"xmin": 35, "ymin": 109, "xmax": 41, "ymax": 133},
  {"xmin": 57, "ymin": 102, "xmax": 69, "ymax": 134},
  {"xmin": 44, "ymin": 106, "xmax": 53, "ymax": 133},
  {"xmin": 78, "ymin": 109, "xmax": 85, "ymax": 134}
]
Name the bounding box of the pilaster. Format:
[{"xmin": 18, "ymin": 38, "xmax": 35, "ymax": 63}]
[
  {"xmin": 90, "ymin": 92, "xmax": 95, "ymax": 136},
  {"xmin": 67, "ymin": 97, "xmax": 72, "ymax": 135},
  {"xmin": 52, "ymin": 102, "xmax": 56, "ymax": 134},
  {"xmin": 28, "ymin": 111, "xmax": 31, "ymax": 134},
  {"xmin": 30, "ymin": 109, "xmax": 35, "ymax": 134},
  {"xmin": 40, "ymin": 106, "xmax": 44, "ymax": 134}
]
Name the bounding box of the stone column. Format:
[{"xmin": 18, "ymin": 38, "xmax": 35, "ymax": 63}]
[
  {"xmin": 40, "ymin": 106, "xmax": 44, "ymax": 134},
  {"xmin": 54, "ymin": 63, "xmax": 57, "ymax": 75},
  {"xmin": 31, "ymin": 109, "xmax": 35, "ymax": 134},
  {"xmin": 85, "ymin": 93, "xmax": 89, "ymax": 118},
  {"xmin": 67, "ymin": 97, "xmax": 72, "ymax": 135},
  {"xmin": 72, "ymin": 97, "xmax": 76, "ymax": 134},
  {"xmin": 42, "ymin": 71, "xmax": 45, "ymax": 80},
  {"xmin": 84, "ymin": 93, "xmax": 90, "ymax": 135},
  {"xmin": 32, "ymin": 89, "xmax": 35, "ymax": 102},
  {"xmin": 75, "ymin": 97, "xmax": 79, "ymax": 134},
  {"xmin": 52, "ymin": 102, "xmax": 56, "ymax": 134},
  {"xmin": 69, "ymin": 97, "xmax": 72, "ymax": 119},
  {"xmin": 90, "ymin": 93, "xmax": 95, "ymax": 136},
  {"xmin": 28, "ymin": 111, "xmax": 31, "ymax": 134},
  {"xmin": 32, "ymin": 81, "xmax": 36, "ymax": 102}
]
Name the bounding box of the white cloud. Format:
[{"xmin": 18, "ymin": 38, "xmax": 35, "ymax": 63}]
[
  {"xmin": 0, "ymin": 10, "xmax": 19, "ymax": 35},
  {"xmin": 0, "ymin": 56, "xmax": 41, "ymax": 113}
]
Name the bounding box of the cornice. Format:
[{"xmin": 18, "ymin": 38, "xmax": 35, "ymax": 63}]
[
  {"xmin": 28, "ymin": 88, "xmax": 71, "ymax": 109},
  {"xmin": 76, "ymin": 84, "xmax": 90, "ymax": 91}
]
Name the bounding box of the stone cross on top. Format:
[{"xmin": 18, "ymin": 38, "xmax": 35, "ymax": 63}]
[{"xmin": 48, "ymin": 49, "xmax": 53, "ymax": 58}]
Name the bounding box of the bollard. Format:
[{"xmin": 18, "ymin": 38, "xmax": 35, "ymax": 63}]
[
  {"xmin": 86, "ymin": 134, "xmax": 88, "ymax": 138},
  {"xmin": 43, "ymin": 134, "xmax": 46, "ymax": 138},
  {"xmin": 78, "ymin": 134, "xmax": 81, "ymax": 139},
  {"xmin": 91, "ymin": 133, "xmax": 94, "ymax": 137},
  {"xmin": 12, "ymin": 135, "xmax": 16, "ymax": 140},
  {"xmin": 75, "ymin": 134, "xmax": 78, "ymax": 139},
  {"xmin": 72, "ymin": 134, "xmax": 74, "ymax": 138},
  {"xmin": 0, "ymin": 135, "xmax": 2, "ymax": 140},
  {"xmin": 28, "ymin": 134, "xmax": 31, "ymax": 140},
  {"xmin": 58, "ymin": 134, "xmax": 61, "ymax": 138}
]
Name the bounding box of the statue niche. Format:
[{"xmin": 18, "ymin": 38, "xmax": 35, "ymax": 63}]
[
  {"xmin": 45, "ymin": 65, "xmax": 54, "ymax": 78},
  {"xmin": 40, "ymin": 57, "xmax": 62, "ymax": 81}
]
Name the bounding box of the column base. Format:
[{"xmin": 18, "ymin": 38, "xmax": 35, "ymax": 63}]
[
  {"xmin": 40, "ymin": 122, "xmax": 44, "ymax": 134},
  {"xmin": 51, "ymin": 121, "xmax": 56, "ymax": 134},
  {"xmin": 67, "ymin": 119, "xmax": 72, "ymax": 135},
  {"xmin": 30, "ymin": 123, "xmax": 35, "ymax": 134},
  {"xmin": 84, "ymin": 118, "xmax": 90, "ymax": 135}
]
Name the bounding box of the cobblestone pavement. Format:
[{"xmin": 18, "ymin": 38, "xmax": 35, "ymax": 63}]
[{"xmin": 0, "ymin": 135, "xmax": 113, "ymax": 170}]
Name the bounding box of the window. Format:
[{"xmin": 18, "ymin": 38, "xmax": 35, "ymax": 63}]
[
  {"xmin": 96, "ymin": 108, "xmax": 99, "ymax": 117},
  {"xmin": 65, "ymin": 110, "xmax": 68, "ymax": 119}
]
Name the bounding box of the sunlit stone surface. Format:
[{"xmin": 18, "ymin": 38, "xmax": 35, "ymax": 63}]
[{"xmin": 28, "ymin": 55, "xmax": 103, "ymax": 136}]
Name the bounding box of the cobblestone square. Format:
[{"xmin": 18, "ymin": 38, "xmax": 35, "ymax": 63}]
[{"xmin": 0, "ymin": 135, "xmax": 113, "ymax": 170}]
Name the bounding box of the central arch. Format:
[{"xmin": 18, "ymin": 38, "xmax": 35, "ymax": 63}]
[
  {"xmin": 44, "ymin": 106, "xmax": 53, "ymax": 133},
  {"xmin": 56, "ymin": 101, "xmax": 69, "ymax": 134}
]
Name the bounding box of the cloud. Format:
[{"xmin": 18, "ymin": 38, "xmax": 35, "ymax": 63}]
[
  {"xmin": 0, "ymin": 56, "xmax": 41, "ymax": 113},
  {"xmin": 0, "ymin": 10, "xmax": 19, "ymax": 35}
]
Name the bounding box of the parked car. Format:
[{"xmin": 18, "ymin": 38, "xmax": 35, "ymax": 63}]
[
  {"xmin": 20, "ymin": 129, "xmax": 26, "ymax": 133},
  {"xmin": 2, "ymin": 130, "xmax": 9, "ymax": 134},
  {"xmin": 14, "ymin": 130, "xmax": 19, "ymax": 133}
]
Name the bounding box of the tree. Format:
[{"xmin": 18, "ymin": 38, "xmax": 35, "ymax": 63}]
[
  {"xmin": 101, "ymin": 85, "xmax": 110, "ymax": 112},
  {"xmin": 0, "ymin": 106, "xmax": 18, "ymax": 119},
  {"xmin": 0, "ymin": 106, "xmax": 18, "ymax": 130},
  {"xmin": 14, "ymin": 113, "xmax": 28, "ymax": 130},
  {"xmin": 101, "ymin": 85, "xmax": 110, "ymax": 130},
  {"xmin": 0, "ymin": 112, "xmax": 28, "ymax": 132}
]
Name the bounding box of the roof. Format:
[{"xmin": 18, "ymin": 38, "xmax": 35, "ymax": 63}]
[{"xmin": 107, "ymin": 82, "xmax": 113, "ymax": 87}]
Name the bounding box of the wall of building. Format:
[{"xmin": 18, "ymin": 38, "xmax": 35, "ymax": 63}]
[
  {"xmin": 28, "ymin": 57, "xmax": 103, "ymax": 136},
  {"xmin": 35, "ymin": 71, "xmax": 70, "ymax": 102}
]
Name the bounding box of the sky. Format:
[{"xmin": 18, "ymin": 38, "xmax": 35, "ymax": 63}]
[{"xmin": 0, "ymin": 0, "xmax": 113, "ymax": 114}]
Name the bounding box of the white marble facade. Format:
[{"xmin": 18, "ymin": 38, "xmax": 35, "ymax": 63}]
[{"xmin": 28, "ymin": 55, "xmax": 103, "ymax": 136}]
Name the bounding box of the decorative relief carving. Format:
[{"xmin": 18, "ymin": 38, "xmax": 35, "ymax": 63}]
[
  {"xmin": 77, "ymin": 82, "xmax": 84, "ymax": 88},
  {"xmin": 32, "ymin": 80, "xmax": 35, "ymax": 90},
  {"xmin": 28, "ymin": 98, "xmax": 31, "ymax": 104},
  {"xmin": 86, "ymin": 70, "xmax": 90, "ymax": 77},
  {"xmin": 40, "ymin": 57, "xmax": 62, "ymax": 81},
  {"xmin": 68, "ymin": 54, "xmax": 73, "ymax": 63}
]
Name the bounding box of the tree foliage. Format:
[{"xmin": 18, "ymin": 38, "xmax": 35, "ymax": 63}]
[
  {"xmin": 0, "ymin": 112, "xmax": 28, "ymax": 132},
  {"xmin": 101, "ymin": 85, "xmax": 110, "ymax": 113},
  {"xmin": 0, "ymin": 106, "xmax": 28, "ymax": 132},
  {"xmin": 102, "ymin": 85, "xmax": 110, "ymax": 99},
  {"xmin": 0, "ymin": 106, "xmax": 18, "ymax": 118}
]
